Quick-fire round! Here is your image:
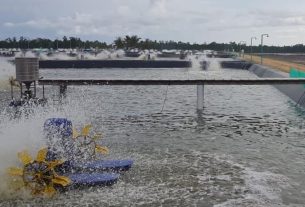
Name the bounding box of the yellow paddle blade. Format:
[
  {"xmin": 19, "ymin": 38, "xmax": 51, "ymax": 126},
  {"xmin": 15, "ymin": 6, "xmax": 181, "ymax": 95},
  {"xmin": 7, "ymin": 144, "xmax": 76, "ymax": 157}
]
[
  {"xmin": 44, "ymin": 185, "xmax": 57, "ymax": 197},
  {"xmin": 72, "ymin": 128, "xmax": 79, "ymax": 139},
  {"xmin": 95, "ymin": 145, "xmax": 109, "ymax": 155},
  {"xmin": 92, "ymin": 133, "xmax": 103, "ymax": 140},
  {"xmin": 49, "ymin": 160, "xmax": 64, "ymax": 168},
  {"xmin": 36, "ymin": 148, "xmax": 47, "ymax": 162},
  {"xmin": 52, "ymin": 176, "xmax": 71, "ymax": 187},
  {"xmin": 17, "ymin": 151, "xmax": 33, "ymax": 165},
  {"xmin": 81, "ymin": 125, "xmax": 92, "ymax": 136},
  {"xmin": 7, "ymin": 167, "xmax": 23, "ymax": 176}
]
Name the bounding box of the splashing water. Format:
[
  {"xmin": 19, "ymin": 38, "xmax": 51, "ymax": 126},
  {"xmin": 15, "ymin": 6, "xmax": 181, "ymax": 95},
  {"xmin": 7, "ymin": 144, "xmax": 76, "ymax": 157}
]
[
  {"xmin": 39, "ymin": 52, "xmax": 75, "ymax": 60},
  {"xmin": 0, "ymin": 88, "xmax": 95, "ymax": 199},
  {"xmin": 15, "ymin": 51, "xmax": 37, "ymax": 58},
  {"xmin": 0, "ymin": 58, "xmax": 15, "ymax": 91},
  {"xmin": 209, "ymin": 58, "xmax": 222, "ymax": 71},
  {"xmin": 189, "ymin": 55, "xmax": 204, "ymax": 71}
]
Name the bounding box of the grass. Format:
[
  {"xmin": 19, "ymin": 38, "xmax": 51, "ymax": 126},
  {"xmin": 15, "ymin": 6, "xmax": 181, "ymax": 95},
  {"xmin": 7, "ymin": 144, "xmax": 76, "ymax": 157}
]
[{"xmin": 242, "ymin": 54, "xmax": 305, "ymax": 73}]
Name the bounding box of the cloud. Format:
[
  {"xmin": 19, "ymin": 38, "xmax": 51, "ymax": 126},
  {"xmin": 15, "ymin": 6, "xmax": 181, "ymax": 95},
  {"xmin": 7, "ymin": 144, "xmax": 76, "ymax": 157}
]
[
  {"xmin": 149, "ymin": 0, "xmax": 167, "ymax": 17},
  {"xmin": 3, "ymin": 22, "xmax": 15, "ymax": 27},
  {"xmin": 1, "ymin": 0, "xmax": 305, "ymax": 45},
  {"xmin": 200, "ymin": 9, "xmax": 305, "ymax": 33},
  {"xmin": 2, "ymin": 11, "xmax": 162, "ymax": 38},
  {"xmin": 117, "ymin": 5, "xmax": 132, "ymax": 17}
]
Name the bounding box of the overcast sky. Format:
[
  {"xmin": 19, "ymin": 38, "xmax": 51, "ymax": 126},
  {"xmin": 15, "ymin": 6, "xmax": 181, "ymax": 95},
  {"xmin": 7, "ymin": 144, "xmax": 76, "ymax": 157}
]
[{"xmin": 1, "ymin": 0, "xmax": 305, "ymax": 45}]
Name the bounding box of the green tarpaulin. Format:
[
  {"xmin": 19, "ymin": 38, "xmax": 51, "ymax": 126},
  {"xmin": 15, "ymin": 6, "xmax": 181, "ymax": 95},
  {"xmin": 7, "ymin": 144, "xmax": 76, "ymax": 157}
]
[
  {"xmin": 290, "ymin": 68, "xmax": 305, "ymax": 87},
  {"xmin": 290, "ymin": 68, "xmax": 305, "ymax": 78}
]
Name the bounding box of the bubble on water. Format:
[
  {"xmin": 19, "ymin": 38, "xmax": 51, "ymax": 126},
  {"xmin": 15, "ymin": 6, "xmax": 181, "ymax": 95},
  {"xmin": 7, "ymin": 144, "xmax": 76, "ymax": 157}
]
[{"xmin": 215, "ymin": 168, "xmax": 291, "ymax": 207}]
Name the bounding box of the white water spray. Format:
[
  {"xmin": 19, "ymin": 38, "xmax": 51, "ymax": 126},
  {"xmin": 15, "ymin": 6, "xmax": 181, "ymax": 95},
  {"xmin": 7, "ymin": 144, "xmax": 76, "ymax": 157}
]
[
  {"xmin": 208, "ymin": 58, "xmax": 221, "ymax": 71},
  {"xmin": 189, "ymin": 55, "xmax": 203, "ymax": 71},
  {"xmin": 0, "ymin": 58, "xmax": 15, "ymax": 91},
  {"xmin": 0, "ymin": 88, "xmax": 96, "ymax": 199}
]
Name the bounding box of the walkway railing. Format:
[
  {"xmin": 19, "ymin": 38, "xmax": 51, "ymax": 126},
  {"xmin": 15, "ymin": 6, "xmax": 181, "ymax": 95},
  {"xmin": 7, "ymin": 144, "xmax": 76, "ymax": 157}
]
[
  {"xmin": 38, "ymin": 78, "xmax": 305, "ymax": 110},
  {"xmin": 39, "ymin": 78, "xmax": 305, "ymax": 86}
]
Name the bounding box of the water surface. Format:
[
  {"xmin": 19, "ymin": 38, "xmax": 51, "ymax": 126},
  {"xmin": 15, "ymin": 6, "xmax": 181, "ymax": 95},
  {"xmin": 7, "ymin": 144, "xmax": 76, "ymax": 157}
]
[{"xmin": 1, "ymin": 58, "xmax": 305, "ymax": 206}]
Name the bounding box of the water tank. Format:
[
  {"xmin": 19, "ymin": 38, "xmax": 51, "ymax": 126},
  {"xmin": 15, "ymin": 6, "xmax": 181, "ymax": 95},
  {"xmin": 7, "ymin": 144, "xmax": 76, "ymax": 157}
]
[{"xmin": 15, "ymin": 57, "xmax": 39, "ymax": 82}]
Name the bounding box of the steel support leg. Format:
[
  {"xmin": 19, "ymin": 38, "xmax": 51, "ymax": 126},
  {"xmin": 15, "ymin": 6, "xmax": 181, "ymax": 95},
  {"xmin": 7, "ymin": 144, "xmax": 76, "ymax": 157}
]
[{"xmin": 59, "ymin": 84, "xmax": 67, "ymax": 99}]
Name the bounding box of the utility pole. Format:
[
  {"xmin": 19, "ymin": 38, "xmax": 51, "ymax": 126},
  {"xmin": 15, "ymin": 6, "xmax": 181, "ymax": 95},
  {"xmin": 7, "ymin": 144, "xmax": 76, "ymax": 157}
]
[
  {"xmin": 239, "ymin": 41, "xmax": 246, "ymax": 57},
  {"xmin": 250, "ymin": 37, "xmax": 257, "ymax": 62},
  {"xmin": 260, "ymin": 34, "xmax": 269, "ymax": 65}
]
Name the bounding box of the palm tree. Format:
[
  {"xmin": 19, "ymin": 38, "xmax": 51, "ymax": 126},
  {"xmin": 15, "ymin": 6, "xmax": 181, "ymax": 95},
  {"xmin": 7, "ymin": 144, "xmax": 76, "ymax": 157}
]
[
  {"xmin": 114, "ymin": 37, "xmax": 125, "ymax": 49},
  {"xmin": 124, "ymin": 35, "xmax": 141, "ymax": 49}
]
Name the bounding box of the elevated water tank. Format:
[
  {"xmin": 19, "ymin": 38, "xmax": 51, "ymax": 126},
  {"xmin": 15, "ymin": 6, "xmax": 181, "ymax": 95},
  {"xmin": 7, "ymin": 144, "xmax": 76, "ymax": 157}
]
[{"xmin": 15, "ymin": 57, "xmax": 39, "ymax": 82}]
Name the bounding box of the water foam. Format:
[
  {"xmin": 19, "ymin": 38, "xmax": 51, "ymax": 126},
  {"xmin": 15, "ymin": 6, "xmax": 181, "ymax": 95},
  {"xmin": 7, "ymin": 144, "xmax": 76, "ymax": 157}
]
[{"xmin": 214, "ymin": 162, "xmax": 291, "ymax": 207}]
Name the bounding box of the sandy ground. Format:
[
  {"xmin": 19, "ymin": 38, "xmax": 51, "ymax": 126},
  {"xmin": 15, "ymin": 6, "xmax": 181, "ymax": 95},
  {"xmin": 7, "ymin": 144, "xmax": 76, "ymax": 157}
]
[
  {"xmin": 242, "ymin": 54, "xmax": 305, "ymax": 73},
  {"xmin": 264, "ymin": 54, "xmax": 305, "ymax": 65}
]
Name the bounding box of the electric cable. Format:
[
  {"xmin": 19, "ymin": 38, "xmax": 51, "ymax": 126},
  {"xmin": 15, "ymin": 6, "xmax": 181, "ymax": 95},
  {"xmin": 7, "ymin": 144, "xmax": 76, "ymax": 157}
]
[
  {"xmin": 296, "ymin": 90, "xmax": 305, "ymax": 107},
  {"xmin": 161, "ymin": 85, "xmax": 169, "ymax": 113}
]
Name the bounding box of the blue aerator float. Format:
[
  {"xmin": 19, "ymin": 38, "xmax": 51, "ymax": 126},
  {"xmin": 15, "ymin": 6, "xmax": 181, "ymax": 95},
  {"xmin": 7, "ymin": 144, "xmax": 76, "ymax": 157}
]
[{"xmin": 7, "ymin": 118, "xmax": 133, "ymax": 197}]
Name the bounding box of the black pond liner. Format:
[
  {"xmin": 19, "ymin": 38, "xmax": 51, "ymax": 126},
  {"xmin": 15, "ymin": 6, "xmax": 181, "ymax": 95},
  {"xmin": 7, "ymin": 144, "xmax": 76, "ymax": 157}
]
[{"xmin": 39, "ymin": 60, "xmax": 192, "ymax": 69}]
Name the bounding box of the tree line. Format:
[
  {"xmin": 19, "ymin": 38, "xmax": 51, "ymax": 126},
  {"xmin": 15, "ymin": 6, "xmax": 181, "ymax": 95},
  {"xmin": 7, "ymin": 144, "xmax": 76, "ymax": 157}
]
[
  {"xmin": 1, "ymin": 35, "xmax": 305, "ymax": 53},
  {"xmin": 0, "ymin": 36, "xmax": 108, "ymax": 50}
]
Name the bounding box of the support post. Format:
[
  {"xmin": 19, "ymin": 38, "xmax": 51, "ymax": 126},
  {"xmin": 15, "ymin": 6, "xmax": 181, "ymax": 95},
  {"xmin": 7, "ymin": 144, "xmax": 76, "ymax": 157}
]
[
  {"xmin": 42, "ymin": 84, "xmax": 45, "ymax": 99},
  {"xmin": 34, "ymin": 81, "xmax": 37, "ymax": 98},
  {"xmin": 260, "ymin": 36, "xmax": 263, "ymax": 65},
  {"xmin": 20, "ymin": 83, "xmax": 23, "ymax": 99},
  {"xmin": 197, "ymin": 84, "xmax": 204, "ymax": 110},
  {"xmin": 10, "ymin": 83, "xmax": 14, "ymax": 100},
  {"xmin": 59, "ymin": 84, "xmax": 67, "ymax": 99}
]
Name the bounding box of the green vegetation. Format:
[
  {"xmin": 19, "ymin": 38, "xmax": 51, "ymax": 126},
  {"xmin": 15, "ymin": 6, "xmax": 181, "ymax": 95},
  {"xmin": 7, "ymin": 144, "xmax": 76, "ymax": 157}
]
[
  {"xmin": 1, "ymin": 35, "xmax": 305, "ymax": 53},
  {"xmin": 0, "ymin": 36, "xmax": 108, "ymax": 49}
]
